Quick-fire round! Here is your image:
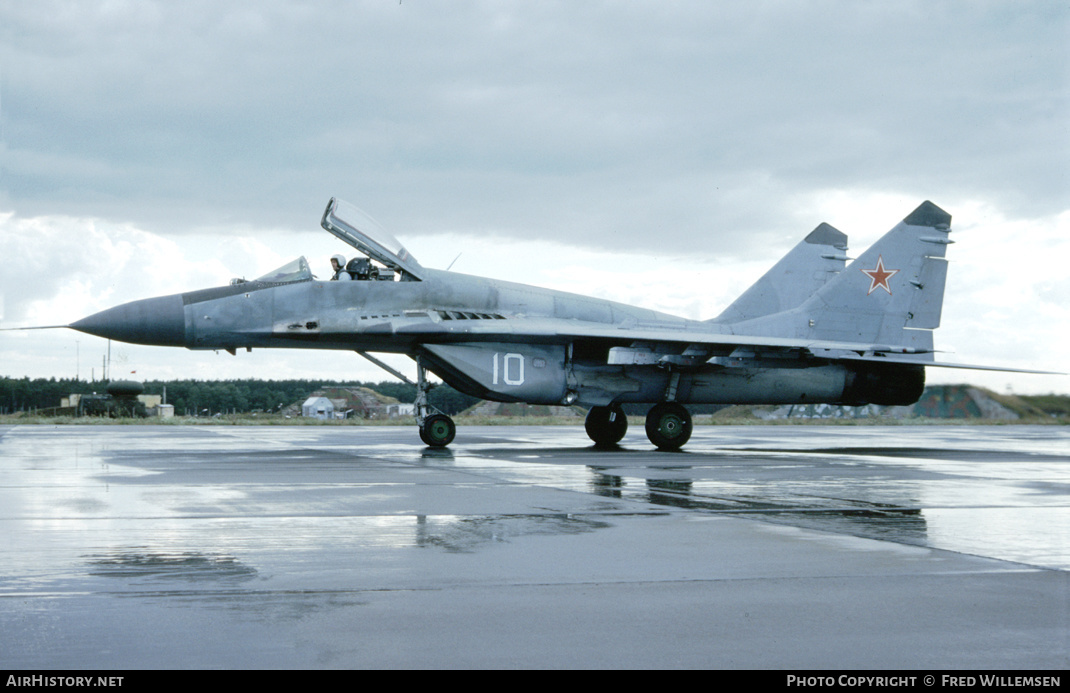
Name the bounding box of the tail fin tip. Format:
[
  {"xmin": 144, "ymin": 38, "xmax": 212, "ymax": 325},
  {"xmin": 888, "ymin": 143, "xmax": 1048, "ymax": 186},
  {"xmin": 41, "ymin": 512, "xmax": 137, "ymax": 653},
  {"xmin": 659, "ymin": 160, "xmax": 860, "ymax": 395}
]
[
  {"xmin": 805, "ymin": 222, "xmax": 847, "ymax": 248},
  {"xmin": 903, "ymin": 201, "xmax": 951, "ymax": 228}
]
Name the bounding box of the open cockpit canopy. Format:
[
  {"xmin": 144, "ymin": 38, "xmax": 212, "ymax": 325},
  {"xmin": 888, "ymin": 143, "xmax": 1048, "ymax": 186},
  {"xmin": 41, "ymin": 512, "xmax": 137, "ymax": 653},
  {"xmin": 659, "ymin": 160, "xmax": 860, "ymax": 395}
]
[{"xmin": 321, "ymin": 198, "xmax": 424, "ymax": 281}]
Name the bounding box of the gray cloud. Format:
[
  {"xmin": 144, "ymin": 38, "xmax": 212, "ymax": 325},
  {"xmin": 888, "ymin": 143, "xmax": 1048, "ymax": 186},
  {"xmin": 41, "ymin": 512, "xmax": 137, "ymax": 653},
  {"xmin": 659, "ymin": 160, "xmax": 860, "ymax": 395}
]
[{"xmin": 1, "ymin": 1, "xmax": 1066, "ymax": 255}]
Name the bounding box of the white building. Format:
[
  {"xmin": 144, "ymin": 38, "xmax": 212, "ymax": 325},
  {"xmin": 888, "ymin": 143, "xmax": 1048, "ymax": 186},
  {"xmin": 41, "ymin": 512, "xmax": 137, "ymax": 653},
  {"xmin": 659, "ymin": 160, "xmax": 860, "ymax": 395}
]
[{"xmin": 301, "ymin": 396, "xmax": 335, "ymax": 419}]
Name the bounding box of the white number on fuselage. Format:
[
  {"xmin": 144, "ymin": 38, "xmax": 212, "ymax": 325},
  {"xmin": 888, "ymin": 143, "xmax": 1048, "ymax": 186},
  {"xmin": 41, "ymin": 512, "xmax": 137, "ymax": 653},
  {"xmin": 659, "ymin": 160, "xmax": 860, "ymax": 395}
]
[{"xmin": 491, "ymin": 352, "xmax": 525, "ymax": 386}]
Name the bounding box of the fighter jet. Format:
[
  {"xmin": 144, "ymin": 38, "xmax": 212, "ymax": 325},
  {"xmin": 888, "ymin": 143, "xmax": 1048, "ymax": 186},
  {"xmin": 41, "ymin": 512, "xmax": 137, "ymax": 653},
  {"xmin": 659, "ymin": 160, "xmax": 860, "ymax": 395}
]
[{"xmin": 59, "ymin": 198, "xmax": 1047, "ymax": 448}]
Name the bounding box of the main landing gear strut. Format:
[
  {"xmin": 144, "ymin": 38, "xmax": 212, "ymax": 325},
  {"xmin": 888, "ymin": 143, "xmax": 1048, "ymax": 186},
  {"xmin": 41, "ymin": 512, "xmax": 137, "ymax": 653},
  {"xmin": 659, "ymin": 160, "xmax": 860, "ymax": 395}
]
[{"xmin": 644, "ymin": 368, "xmax": 693, "ymax": 450}]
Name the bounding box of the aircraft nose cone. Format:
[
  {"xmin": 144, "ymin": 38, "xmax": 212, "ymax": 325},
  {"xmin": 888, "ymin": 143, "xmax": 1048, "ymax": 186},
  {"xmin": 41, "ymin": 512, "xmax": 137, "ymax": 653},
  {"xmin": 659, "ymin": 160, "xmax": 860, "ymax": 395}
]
[{"xmin": 70, "ymin": 294, "xmax": 187, "ymax": 346}]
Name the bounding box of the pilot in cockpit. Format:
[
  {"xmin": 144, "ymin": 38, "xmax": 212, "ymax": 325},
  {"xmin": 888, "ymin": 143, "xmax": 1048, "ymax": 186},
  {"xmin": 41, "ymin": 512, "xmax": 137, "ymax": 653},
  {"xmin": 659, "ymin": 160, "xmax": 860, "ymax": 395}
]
[
  {"xmin": 329, "ymin": 254, "xmax": 351, "ymax": 281},
  {"xmin": 346, "ymin": 257, "xmax": 373, "ymax": 280}
]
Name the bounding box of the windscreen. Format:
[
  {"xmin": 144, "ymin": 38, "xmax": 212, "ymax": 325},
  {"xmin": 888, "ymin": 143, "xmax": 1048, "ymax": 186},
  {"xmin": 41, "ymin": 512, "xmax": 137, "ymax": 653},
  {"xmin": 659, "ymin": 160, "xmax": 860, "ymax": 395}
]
[{"xmin": 255, "ymin": 257, "xmax": 312, "ymax": 284}]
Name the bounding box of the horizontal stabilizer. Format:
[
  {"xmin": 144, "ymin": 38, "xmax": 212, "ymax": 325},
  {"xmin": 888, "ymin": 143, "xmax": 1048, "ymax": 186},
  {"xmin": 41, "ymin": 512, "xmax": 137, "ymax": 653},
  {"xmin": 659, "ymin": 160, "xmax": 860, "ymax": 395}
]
[{"xmin": 831, "ymin": 351, "xmax": 1063, "ymax": 375}]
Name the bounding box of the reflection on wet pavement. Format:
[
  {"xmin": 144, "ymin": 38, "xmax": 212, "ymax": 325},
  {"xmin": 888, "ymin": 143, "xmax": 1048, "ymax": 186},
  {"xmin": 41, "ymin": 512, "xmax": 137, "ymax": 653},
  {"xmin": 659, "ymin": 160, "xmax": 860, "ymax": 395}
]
[
  {"xmin": 591, "ymin": 470, "xmax": 929, "ymax": 546},
  {"xmin": 1, "ymin": 424, "xmax": 1067, "ymax": 668},
  {"xmin": 411, "ymin": 514, "xmax": 612, "ymax": 553},
  {"xmin": 2, "ymin": 424, "xmax": 1068, "ymax": 579},
  {"xmin": 85, "ymin": 550, "xmax": 258, "ymax": 582},
  {"xmin": 437, "ymin": 425, "xmax": 1069, "ymax": 569}
]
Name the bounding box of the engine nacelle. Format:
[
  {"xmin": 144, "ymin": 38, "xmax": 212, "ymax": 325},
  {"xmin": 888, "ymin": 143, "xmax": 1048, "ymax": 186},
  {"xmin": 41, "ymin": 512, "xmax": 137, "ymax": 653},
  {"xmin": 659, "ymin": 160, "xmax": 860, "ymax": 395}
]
[{"xmin": 839, "ymin": 363, "xmax": 926, "ymax": 406}]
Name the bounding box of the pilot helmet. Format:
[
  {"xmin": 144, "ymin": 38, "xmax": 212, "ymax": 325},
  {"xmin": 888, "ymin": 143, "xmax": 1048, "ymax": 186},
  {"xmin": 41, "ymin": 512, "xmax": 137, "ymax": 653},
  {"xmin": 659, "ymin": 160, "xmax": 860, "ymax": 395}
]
[
  {"xmin": 331, "ymin": 254, "xmax": 346, "ymax": 267},
  {"xmin": 346, "ymin": 257, "xmax": 372, "ymax": 275}
]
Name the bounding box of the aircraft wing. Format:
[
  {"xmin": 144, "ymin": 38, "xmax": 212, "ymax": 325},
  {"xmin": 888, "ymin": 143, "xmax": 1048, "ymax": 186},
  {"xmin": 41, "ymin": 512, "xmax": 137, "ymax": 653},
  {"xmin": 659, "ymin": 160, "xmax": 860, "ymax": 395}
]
[
  {"xmin": 378, "ymin": 314, "xmax": 924, "ymax": 353},
  {"xmin": 374, "ymin": 316, "xmax": 1058, "ymax": 374},
  {"xmin": 545, "ymin": 322, "xmax": 1060, "ymax": 374}
]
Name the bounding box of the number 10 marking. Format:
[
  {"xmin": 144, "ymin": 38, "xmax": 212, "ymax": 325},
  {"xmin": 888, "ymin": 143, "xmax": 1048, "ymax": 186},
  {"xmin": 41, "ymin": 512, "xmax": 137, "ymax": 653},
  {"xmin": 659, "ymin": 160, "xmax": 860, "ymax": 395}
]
[{"xmin": 492, "ymin": 352, "xmax": 525, "ymax": 386}]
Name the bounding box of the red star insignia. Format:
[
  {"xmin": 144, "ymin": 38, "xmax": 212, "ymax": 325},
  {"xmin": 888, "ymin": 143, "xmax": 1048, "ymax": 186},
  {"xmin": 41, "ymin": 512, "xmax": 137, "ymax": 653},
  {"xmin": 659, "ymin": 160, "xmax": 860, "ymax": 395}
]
[{"xmin": 860, "ymin": 255, "xmax": 899, "ymax": 295}]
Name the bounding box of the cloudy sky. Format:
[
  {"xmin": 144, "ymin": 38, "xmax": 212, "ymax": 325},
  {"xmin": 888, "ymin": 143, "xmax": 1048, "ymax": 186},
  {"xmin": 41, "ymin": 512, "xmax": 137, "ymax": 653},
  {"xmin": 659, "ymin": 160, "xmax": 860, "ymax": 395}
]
[{"xmin": 1, "ymin": 1, "xmax": 1067, "ymax": 394}]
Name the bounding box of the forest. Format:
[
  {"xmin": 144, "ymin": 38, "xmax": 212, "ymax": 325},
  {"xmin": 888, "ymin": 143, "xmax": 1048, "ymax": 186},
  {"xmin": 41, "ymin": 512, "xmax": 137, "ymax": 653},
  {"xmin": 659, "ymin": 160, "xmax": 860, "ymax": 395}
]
[{"xmin": 0, "ymin": 376, "xmax": 480, "ymax": 416}]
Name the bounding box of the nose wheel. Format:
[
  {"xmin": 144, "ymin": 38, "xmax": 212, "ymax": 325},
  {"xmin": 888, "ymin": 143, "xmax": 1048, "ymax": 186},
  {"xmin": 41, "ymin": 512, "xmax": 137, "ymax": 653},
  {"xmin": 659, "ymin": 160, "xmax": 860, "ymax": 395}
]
[
  {"xmin": 645, "ymin": 402, "xmax": 692, "ymax": 450},
  {"xmin": 355, "ymin": 351, "xmax": 458, "ymax": 448},
  {"xmin": 419, "ymin": 413, "xmax": 456, "ymax": 447}
]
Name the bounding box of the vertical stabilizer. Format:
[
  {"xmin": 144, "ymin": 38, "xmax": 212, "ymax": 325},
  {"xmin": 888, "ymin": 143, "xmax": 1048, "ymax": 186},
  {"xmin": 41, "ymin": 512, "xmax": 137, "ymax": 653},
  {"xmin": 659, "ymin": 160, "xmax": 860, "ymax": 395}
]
[
  {"xmin": 711, "ymin": 223, "xmax": 848, "ymax": 324},
  {"xmin": 731, "ymin": 201, "xmax": 952, "ymax": 356}
]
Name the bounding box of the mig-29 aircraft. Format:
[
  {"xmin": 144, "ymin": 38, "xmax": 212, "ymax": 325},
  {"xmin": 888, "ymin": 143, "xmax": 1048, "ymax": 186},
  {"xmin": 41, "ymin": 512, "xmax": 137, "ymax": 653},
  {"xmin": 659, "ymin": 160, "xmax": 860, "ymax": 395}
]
[{"xmin": 56, "ymin": 198, "xmax": 1046, "ymax": 448}]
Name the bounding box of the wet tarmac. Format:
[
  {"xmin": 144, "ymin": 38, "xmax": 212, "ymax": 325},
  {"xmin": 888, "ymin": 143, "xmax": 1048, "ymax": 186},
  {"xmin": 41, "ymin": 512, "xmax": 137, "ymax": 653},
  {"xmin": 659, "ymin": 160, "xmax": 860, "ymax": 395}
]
[{"xmin": 1, "ymin": 424, "xmax": 1067, "ymax": 669}]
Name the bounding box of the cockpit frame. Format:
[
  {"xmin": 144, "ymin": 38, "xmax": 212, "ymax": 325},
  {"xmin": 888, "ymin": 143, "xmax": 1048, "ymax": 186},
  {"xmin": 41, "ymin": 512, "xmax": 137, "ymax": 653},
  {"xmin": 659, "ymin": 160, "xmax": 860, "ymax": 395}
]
[{"xmin": 321, "ymin": 198, "xmax": 424, "ymax": 281}]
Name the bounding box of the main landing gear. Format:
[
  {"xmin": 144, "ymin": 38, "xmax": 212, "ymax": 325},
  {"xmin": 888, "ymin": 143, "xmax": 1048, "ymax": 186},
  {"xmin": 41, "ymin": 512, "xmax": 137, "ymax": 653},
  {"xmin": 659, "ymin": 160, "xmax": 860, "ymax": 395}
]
[
  {"xmin": 585, "ymin": 405, "xmax": 628, "ymax": 446},
  {"xmin": 583, "ymin": 402, "xmax": 693, "ymax": 450},
  {"xmin": 644, "ymin": 402, "xmax": 692, "ymax": 450}
]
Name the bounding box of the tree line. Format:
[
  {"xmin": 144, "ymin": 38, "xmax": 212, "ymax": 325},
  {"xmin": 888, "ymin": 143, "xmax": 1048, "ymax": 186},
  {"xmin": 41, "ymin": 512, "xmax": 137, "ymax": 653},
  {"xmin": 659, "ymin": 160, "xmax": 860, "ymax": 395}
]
[
  {"xmin": 6, "ymin": 375, "xmax": 1067, "ymax": 419},
  {"xmin": 0, "ymin": 376, "xmax": 480, "ymax": 416}
]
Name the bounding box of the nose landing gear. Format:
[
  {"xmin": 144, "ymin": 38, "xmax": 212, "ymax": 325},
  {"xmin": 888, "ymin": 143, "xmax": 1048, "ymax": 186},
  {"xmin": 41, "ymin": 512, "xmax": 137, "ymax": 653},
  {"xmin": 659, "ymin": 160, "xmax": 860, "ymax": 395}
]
[
  {"xmin": 419, "ymin": 412, "xmax": 456, "ymax": 447},
  {"xmin": 414, "ymin": 358, "xmax": 455, "ymax": 447},
  {"xmin": 357, "ymin": 350, "xmax": 457, "ymax": 448}
]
